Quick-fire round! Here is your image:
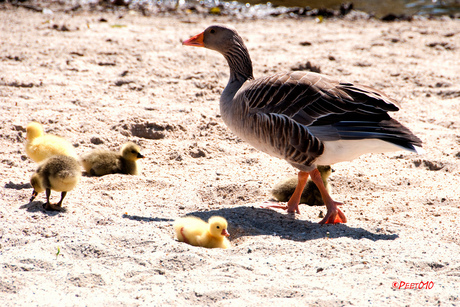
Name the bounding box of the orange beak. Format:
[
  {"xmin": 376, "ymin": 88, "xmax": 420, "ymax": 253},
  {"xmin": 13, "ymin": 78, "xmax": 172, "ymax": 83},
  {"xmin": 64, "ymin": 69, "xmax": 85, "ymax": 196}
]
[
  {"xmin": 182, "ymin": 32, "xmax": 205, "ymax": 47},
  {"xmin": 221, "ymin": 229, "xmax": 230, "ymax": 237}
]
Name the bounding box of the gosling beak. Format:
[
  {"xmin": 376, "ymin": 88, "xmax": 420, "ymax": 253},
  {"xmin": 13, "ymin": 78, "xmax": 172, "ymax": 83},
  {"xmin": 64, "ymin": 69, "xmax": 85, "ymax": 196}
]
[
  {"xmin": 30, "ymin": 190, "xmax": 38, "ymax": 202},
  {"xmin": 182, "ymin": 32, "xmax": 204, "ymax": 47},
  {"xmin": 137, "ymin": 153, "xmax": 145, "ymax": 159},
  {"xmin": 221, "ymin": 229, "xmax": 230, "ymax": 237}
]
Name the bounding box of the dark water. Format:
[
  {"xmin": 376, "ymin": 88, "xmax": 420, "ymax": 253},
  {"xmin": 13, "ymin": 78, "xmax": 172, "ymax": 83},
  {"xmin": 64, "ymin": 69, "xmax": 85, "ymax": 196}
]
[
  {"xmin": 79, "ymin": 0, "xmax": 459, "ymax": 17},
  {"xmin": 241, "ymin": 0, "xmax": 459, "ymax": 17}
]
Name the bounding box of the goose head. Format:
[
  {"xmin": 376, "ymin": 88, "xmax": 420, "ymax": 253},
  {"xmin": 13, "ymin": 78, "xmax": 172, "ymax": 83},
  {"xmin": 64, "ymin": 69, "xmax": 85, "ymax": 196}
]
[
  {"xmin": 30, "ymin": 173, "xmax": 44, "ymax": 201},
  {"xmin": 208, "ymin": 216, "xmax": 230, "ymax": 238},
  {"xmin": 26, "ymin": 122, "xmax": 44, "ymax": 140},
  {"xmin": 183, "ymin": 25, "xmax": 241, "ymax": 52},
  {"xmin": 121, "ymin": 142, "xmax": 144, "ymax": 161},
  {"xmin": 317, "ymin": 165, "xmax": 332, "ymax": 180},
  {"xmin": 183, "ymin": 25, "xmax": 253, "ymax": 81}
]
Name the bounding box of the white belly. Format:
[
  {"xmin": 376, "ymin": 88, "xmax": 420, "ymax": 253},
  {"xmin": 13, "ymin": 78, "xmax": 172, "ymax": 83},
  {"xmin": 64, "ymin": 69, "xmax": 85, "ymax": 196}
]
[{"xmin": 315, "ymin": 139, "xmax": 407, "ymax": 165}]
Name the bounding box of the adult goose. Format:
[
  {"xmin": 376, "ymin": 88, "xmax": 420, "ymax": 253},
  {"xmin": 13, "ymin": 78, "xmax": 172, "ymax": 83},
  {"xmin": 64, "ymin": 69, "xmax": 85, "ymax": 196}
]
[{"xmin": 183, "ymin": 25, "xmax": 423, "ymax": 224}]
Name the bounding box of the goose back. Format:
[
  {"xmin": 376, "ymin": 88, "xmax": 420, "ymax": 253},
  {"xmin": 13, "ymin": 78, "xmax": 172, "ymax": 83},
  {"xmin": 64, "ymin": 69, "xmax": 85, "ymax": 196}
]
[{"xmin": 221, "ymin": 70, "xmax": 422, "ymax": 170}]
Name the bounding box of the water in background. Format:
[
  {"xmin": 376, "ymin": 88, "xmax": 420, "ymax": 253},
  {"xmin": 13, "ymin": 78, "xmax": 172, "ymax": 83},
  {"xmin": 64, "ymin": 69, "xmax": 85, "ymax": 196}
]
[
  {"xmin": 70, "ymin": 0, "xmax": 460, "ymax": 17},
  {"xmin": 240, "ymin": 0, "xmax": 459, "ymax": 17}
]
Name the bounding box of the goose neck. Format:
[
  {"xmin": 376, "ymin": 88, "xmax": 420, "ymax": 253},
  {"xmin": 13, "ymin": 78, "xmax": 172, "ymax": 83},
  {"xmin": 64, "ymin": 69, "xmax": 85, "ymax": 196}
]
[{"xmin": 223, "ymin": 41, "xmax": 254, "ymax": 85}]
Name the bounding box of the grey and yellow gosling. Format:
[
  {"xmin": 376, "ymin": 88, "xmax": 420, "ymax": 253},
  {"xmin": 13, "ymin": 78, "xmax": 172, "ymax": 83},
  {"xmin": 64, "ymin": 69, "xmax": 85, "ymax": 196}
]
[
  {"xmin": 30, "ymin": 155, "xmax": 81, "ymax": 211},
  {"xmin": 81, "ymin": 142, "xmax": 144, "ymax": 176}
]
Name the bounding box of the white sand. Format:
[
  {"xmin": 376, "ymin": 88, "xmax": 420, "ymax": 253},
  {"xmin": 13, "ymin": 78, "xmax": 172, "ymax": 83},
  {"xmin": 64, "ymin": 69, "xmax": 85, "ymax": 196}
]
[{"xmin": 1, "ymin": 8, "xmax": 459, "ymax": 306}]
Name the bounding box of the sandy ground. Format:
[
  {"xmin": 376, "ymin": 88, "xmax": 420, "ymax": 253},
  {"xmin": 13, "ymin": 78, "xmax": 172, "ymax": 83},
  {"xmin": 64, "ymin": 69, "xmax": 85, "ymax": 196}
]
[{"xmin": 1, "ymin": 6, "xmax": 460, "ymax": 306}]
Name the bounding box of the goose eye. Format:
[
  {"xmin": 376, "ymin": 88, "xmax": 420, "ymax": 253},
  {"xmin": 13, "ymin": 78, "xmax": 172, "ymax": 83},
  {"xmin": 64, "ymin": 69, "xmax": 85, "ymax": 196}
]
[{"xmin": 210, "ymin": 29, "xmax": 215, "ymax": 34}]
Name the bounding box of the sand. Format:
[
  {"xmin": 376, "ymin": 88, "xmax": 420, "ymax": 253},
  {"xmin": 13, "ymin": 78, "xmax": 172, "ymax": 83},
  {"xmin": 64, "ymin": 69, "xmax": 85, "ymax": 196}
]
[{"xmin": 1, "ymin": 6, "xmax": 459, "ymax": 306}]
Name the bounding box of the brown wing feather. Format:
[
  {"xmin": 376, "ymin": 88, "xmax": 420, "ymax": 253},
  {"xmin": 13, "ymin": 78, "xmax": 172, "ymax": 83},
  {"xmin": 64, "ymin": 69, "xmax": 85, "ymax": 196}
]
[{"xmin": 245, "ymin": 71, "xmax": 399, "ymax": 127}]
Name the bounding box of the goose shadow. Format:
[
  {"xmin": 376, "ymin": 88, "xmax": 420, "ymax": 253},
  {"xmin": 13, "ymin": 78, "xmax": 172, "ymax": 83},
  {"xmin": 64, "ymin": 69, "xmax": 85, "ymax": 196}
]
[{"xmin": 176, "ymin": 206, "xmax": 398, "ymax": 242}]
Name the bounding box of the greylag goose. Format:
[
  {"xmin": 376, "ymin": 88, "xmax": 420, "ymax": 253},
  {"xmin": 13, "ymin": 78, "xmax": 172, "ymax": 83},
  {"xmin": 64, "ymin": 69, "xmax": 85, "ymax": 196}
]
[
  {"xmin": 30, "ymin": 155, "xmax": 81, "ymax": 211},
  {"xmin": 25, "ymin": 122, "xmax": 77, "ymax": 163},
  {"xmin": 271, "ymin": 165, "xmax": 332, "ymax": 206},
  {"xmin": 81, "ymin": 142, "xmax": 144, "ymax": 176},
  {"xmin": 183, "ymin": 25, "xmax": 423, "ymax": 224}
]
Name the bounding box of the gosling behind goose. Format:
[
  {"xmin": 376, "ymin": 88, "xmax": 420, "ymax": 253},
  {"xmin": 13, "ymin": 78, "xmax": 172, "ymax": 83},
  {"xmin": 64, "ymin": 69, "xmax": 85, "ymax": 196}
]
[
  {"xmin": 271, "ymin": 165, "xmax": 332, "ymax": 206},
  {"xmin": 183, "ymin": 25, "xmax": 423, "ymax": 224}
]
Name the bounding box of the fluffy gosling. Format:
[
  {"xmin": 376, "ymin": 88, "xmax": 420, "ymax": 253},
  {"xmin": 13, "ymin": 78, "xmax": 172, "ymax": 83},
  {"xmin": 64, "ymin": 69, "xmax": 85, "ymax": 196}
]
[
  {"xmin": 174, "ymin": 216, "xmax": 230, "ymax": 249},
  {"xmin": 30, "ymin": 155, "xmax": 81, "ymax": 211},
  {"xmin": 81, "ymin": 142, "xmax": 144, "ymax": 176},
  {"xmin": 25, "ymin": 122, "xmax": 77, "ymax": 163}
]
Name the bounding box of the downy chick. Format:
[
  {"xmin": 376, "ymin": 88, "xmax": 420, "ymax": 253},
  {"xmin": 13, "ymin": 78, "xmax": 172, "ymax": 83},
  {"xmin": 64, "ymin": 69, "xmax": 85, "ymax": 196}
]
[
  {"xmin": 271, "ymin": 165, "xmax": 332, "ymax": 206},
  {"xmin": 81, "ymin": 142, "xmax": 144, "ymax": 176},
  {"xmin": 25, "ymin": 122, "xmax": 77, "ymax": 163},
  {"xmin": 30, "ymin": 155, "xmax": 81, "ymax": 211},
  {"xmin": 174, "ymin": 216, "xmax": 230, "ymax": 249}
]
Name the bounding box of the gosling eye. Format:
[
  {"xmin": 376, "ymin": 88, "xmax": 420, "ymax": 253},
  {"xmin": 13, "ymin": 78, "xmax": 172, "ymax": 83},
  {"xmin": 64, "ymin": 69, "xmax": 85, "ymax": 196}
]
[
  {"xmin": 216, "ymin": 225, "xmax": 220, "ymax": 229},
  {"xmin": 131, "ymin": 150, "xmax": 137, "ymax": 154}
]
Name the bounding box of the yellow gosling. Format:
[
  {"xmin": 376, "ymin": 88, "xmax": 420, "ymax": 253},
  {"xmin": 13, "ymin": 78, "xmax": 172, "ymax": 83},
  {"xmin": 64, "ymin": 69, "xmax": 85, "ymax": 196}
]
[
  {"xmin": 174, "ymin": 216, "xmax": 230, "ymax": 249},
  {"xmin": 25, "ymin": 122, "xmax": 77, "ymax": 163}
]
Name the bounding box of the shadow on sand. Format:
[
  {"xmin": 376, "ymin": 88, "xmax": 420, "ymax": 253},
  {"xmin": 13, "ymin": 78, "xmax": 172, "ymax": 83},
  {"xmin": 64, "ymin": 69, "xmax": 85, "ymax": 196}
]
[
  {"xmin": 124, "ymin": 205, "xmax": 398, "ymax": 242},
  {"xmin": 122, "ymin": 214, "xmax": 174, "ymax": 223},
  {"xmin": 19, "ymin": 201, "xmax": 67, "ymax": 215},
  {"xmin": 5, "ymin": 181, "xmax": 32, "ymax": 190}
]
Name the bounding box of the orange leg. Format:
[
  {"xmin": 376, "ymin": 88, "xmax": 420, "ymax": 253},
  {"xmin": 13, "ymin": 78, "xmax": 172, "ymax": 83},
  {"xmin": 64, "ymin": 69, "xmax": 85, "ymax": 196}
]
[
  {"xmin": 309, "ymin": 169, "xmax": 347, "ymax": 224},
  {"xmin": 286, "ymin": 171, "xmax": 309, "ymax": 214},
  {"xmin": 262, "ymin": 169, "xmax": 346, "ymax": 224},
  {"xmin": 180, "ymin": 227, "xmax": 190, "ymax": 244},
  {"xmin": 261, "ymin": 171, "xmax": 309, "ymax": 214}
]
